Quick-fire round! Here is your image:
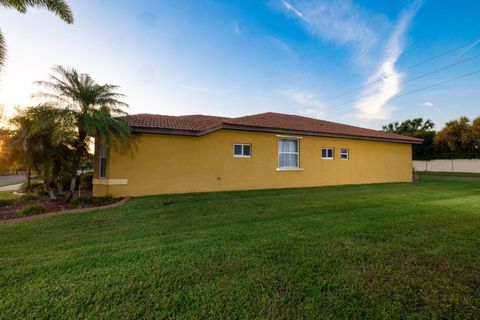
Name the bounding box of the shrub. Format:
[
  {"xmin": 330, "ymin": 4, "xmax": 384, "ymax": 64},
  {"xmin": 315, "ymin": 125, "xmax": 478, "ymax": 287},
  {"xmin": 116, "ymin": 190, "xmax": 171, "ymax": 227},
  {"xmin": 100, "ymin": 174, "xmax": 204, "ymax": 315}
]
[
  {"xmin": 17, "ymin": 204, "xmax": 47, "ymax": 216},
  {"xmin": 80, "ymin": 172, "xmax": 93, "ymax": 190},
  {"xmin": 22, "ymin": 193, "xmax": 40, "ymax": 201},
  {"xmin": 19, "ymin": 181, "xmax": 44, "ymax": 194},
  {"xmin": 0, "ymin": 198, "xmax": 16, "ymax": 207},
  {"xmin": 69, "ymin": 196, "xmax": 94, "ymax": 209},
  {"xmin": 94, "ymin": 195, "xmax": 114, "ymax": 205}
]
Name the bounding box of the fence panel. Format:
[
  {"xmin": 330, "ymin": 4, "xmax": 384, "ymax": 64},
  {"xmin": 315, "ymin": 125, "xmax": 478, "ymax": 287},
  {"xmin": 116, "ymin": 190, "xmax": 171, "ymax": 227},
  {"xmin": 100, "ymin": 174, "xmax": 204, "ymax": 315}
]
[{"xmin": 413, "ymin": 159, "xmax": 480, "ymax": 173}]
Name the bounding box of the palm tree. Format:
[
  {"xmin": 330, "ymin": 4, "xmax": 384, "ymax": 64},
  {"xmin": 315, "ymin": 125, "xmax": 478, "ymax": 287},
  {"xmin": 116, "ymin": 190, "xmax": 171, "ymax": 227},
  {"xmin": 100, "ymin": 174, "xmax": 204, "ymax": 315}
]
[
  {"xmin": 34, "ymin": 65, "xmax": 132, "ymax": 198},
  {"xmin": 7, "ymin": 105, "xmax": 73, "ymax": 197},
  {"xmin": 0, "ymin": 0, "xmax": 73, "ymax": 68}
]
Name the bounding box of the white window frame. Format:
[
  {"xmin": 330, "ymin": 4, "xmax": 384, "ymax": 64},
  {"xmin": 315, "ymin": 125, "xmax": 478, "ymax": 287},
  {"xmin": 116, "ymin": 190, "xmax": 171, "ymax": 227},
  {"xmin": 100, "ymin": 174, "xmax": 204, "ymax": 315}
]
[
  {"xmin": 277, "ymin": 138, "xmax": 302, "ymax": 170},
  {"xmin": 233, "ymin": 143, "xmax": 252, "ymax": 158},
  {"xmin": 340, "ymin": 148, "xmax": 349, "ymax": 160},
  {"xmin": 322, "ymin": 147, "xmax": 334, "ymax": 160},
  {"xmin": 99, "ymin": 143, "xmax": 107, "ymax": 178}
]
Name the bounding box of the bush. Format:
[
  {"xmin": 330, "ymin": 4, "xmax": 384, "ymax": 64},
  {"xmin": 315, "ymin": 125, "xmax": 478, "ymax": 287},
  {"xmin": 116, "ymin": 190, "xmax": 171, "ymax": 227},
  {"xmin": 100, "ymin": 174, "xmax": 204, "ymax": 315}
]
[
  {"xmin": 17, "ymin": 204, "xmax": 47, "ymax": 216},
  {"xmin": 68, "ymin": 196, "xmax": 94, "ymax": 209},
  {"xmin": 19, "ymin": 181, "xmax": 44, "ymax": 194},
  {"xmin": 80, "ymin": 172, "xmax": 93, "ymax": 190},
  {"xmin": 22, "ymin": 193, "xmax": 40, "ymax": 200},
  {"xmin": 0, "ymin": 198, "xmax": 16, "ymax": 207},
  {"xmin": 94, "ymin": 195, "xmax": 113, "ymax": 205}
]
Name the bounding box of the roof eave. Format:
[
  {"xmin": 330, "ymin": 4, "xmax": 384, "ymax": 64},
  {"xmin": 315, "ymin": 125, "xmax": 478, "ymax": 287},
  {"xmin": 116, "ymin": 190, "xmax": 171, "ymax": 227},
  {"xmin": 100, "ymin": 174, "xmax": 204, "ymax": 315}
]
[{"xmin": 130, "ymin": 124, "xmax": 423, "ymax": 144}]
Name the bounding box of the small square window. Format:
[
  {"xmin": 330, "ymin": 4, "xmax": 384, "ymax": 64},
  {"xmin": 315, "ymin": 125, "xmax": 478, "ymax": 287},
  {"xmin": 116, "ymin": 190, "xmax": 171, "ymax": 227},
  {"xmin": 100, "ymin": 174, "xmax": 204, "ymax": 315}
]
[
  {"xmin": 340, "ymin": 148, "xmax": 349, "ymax": 160},
  {"xmin": 322, "ymin": 147, "xmax": 334, "ymax": 160},
  {"xmin": 233, "ymin": 144, "xmax": 251, "ymax": 157}
]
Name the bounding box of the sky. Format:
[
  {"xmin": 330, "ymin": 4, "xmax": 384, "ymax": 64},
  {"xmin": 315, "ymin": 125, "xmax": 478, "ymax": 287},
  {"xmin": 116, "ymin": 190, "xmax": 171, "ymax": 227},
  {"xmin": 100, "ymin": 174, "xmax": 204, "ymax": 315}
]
[{"xmin": 0, "ymin": 0, "xmax": 479, "ymax": 130}]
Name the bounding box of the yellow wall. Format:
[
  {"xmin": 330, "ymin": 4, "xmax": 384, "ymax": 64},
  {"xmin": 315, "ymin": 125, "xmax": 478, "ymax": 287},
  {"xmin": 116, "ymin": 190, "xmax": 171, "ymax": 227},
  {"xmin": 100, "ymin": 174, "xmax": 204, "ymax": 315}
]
[{"xmin": 93, "ymin": 129, "xmax": 413, "ymax": 197}]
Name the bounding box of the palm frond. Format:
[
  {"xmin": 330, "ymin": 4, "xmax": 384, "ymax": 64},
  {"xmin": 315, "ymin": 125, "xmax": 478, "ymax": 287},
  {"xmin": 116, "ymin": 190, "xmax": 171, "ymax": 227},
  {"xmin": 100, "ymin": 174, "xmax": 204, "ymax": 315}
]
[
  {"xmin": 24, "ymin": 0, "xmax": 73, "ymax": 23},
  {"xmin": 0, "ymin": 29, "xmax": 6, "ymax": 68}
]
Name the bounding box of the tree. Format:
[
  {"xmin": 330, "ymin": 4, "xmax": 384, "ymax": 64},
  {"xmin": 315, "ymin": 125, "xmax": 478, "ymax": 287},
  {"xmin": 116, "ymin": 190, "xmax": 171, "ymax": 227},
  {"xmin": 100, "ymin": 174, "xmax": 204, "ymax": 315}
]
[
  {"xmin": 6, "ymin": 105, "xmax": 74, "ymax": 198},
  {"xmin": 383, "ymin": 118, "xmax": 436, "ymax": 160},
  {"xmin": 0, "ymin": 0, "xmax": 73, "ymax": 68},
  {"xmin": 434, "ymin": 116, "xmax": 480, "ymax": 158},
  {"xmin": 34, "ymin": 65, "xmax": 132, "ymax": 199}
]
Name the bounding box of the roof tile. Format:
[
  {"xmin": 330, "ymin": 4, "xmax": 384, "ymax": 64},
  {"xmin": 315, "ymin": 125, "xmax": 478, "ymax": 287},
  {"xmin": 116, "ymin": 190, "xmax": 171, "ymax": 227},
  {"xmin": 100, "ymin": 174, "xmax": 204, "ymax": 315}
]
[{"xmin": 125, "ymin": 112, "xmax": 422, "ymax": 143}]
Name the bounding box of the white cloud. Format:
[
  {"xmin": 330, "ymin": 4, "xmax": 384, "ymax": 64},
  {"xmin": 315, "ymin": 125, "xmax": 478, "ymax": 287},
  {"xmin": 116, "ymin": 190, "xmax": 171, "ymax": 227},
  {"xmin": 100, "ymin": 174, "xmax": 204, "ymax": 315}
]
[
  {"xmin": 282, "ymin": 1, "xmax": 309, "ymax": 22},
  {"xmin": 423, "ymin": 101, "xmax": 440, "ymax": 112},
  {"xmin": 280, "ymin": 0, "xmax": 380, "ymax": 61},
  {"xmin": 278, "ymin": 0, "xmax": 423, "ymax": 121},
  {"xmin": 282, "ymin": 88, "xmax": 325, "ymax": 117},
  {"xmin": 355, "ymin": 1, "xmax": 422, "ymax": 120}
]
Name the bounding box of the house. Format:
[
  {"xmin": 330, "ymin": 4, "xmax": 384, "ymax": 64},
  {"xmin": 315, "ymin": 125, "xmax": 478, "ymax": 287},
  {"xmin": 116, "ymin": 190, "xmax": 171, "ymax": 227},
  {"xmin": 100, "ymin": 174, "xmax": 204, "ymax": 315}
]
[{"xmin": 92, "ymin": 112, "xmax": 422, "ymax": 197}]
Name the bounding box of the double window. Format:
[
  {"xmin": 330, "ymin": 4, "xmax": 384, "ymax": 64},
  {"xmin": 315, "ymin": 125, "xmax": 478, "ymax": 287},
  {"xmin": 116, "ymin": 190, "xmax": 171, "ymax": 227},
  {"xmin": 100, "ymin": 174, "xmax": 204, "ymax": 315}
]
[
  {"xmin": 322, "ymin": 147, "xmax": 334, "ymax": 160},
  {"xmin": 233, "ymin": 144, "xmax": 251, "ymax": 157},
  {"xmin": 99, "ymin": 143, "xmax": 107, "ymax": 178},
  {"xmin": 278, "ymin": 138, "xmax": 300, "ymax": 169}
]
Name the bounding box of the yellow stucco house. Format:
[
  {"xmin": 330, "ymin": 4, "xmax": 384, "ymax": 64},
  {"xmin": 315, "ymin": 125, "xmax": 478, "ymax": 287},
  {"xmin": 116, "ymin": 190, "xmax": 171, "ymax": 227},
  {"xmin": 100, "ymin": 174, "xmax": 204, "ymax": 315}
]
[{"xmin": 92, "ymin": 112, "xmax": 422, "ymax": 197}]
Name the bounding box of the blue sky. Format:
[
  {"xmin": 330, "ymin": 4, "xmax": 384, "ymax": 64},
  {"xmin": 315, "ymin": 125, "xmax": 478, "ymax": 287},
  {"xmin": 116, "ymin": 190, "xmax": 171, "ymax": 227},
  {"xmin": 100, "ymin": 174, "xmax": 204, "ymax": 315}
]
[{"xmin": 0, "ymin": 0, "xmax": 479, "ymax": 129}]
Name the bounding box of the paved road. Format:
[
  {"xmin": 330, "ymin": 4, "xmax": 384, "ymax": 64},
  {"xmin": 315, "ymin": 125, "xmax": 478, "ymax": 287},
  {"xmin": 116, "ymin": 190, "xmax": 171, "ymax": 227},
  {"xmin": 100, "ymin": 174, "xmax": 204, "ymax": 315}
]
[{"xmin": 0, "ymin": 175, "xmax": 26, "ymax": 185}]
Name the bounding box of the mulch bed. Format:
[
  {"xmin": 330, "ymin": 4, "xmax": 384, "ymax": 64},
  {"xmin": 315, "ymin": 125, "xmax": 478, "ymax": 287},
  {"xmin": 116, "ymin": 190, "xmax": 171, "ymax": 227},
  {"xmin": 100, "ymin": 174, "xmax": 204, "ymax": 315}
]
[{"xmin": 0, "ymin": 191, "xmax": 124, "ymax": 222}]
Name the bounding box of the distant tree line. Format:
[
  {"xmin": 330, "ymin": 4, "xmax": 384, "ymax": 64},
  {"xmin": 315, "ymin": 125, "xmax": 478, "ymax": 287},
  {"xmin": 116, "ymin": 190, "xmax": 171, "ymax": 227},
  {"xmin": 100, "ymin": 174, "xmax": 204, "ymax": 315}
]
[{"xmin": 383, "ymin": 117, "xmax": 480, "ymax": 160}]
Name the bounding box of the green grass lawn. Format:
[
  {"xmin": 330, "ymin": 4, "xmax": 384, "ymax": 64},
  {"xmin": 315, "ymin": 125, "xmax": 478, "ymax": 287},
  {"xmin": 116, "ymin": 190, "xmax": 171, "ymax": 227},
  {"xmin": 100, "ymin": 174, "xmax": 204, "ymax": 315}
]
[
  {"xmin": 1, "ymin": 175, "xmax": 479, "ymax": 319},
  {"xmin": 0, "ymin": 190, "xmax": 16, "ymax": 200}
]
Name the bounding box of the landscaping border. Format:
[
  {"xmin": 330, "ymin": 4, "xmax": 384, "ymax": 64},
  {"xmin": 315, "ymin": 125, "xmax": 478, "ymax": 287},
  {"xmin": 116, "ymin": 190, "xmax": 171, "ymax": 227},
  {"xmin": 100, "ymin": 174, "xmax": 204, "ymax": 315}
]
[{"xmin": 0, "ymin": 197, "xmax": 130, "ymax": 225}]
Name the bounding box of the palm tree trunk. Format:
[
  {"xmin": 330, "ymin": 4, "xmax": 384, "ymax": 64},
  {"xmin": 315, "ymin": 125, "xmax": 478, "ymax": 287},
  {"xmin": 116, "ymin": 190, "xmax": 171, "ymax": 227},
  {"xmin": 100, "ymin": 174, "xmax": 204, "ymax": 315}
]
[{"xmin": 68, "ymin": 128, "xmax": 87, "ymax": 200}]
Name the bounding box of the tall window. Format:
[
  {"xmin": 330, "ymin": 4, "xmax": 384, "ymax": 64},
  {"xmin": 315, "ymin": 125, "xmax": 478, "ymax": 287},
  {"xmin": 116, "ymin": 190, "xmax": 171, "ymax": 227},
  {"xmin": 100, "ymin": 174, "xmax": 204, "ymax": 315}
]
[
  {"xmin": 233, "ymin": 144, "xmax": 251, "ymax": 157},
  {"xmin": 322, "ymin": 147, "xmax": 334, "ymax": 160},
  {"xmin": 278, "ymin": 139, "xmax": 299, "ymax": 168},
  {"xmin": 99, "ymin": 143, "xmax": 107, "ymax": 178}
]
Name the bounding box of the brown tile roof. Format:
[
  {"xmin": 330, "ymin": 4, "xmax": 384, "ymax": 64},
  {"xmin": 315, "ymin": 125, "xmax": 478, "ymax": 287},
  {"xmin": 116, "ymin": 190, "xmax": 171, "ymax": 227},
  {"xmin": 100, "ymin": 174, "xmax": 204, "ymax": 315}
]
[
  {"xmin": 125, "ymin": 114, "xmax": 228, "ymax": 132},
  {"xmin": 126, "ymin": 112, "xmax": 422, "ymax": 144}
]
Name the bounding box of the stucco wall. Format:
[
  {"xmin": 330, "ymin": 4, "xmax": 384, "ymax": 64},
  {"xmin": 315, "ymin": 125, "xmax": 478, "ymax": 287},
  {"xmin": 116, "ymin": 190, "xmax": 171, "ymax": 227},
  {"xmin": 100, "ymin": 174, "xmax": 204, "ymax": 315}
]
[
  {"xmin": 413, "ymin": 159, "xmax": 480, "ymax": 173},
  {"xmin": 93, "ymin": 129, "xmax": 413, "ymax": 197}
]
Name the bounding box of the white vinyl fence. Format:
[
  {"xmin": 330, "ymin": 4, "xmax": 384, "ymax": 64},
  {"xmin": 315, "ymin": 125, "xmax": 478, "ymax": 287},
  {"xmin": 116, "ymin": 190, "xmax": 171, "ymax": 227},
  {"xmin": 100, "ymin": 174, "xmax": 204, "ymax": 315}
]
[{"xmin": 413, "ymin": 159, "xmax": 480, "ymax": 173}]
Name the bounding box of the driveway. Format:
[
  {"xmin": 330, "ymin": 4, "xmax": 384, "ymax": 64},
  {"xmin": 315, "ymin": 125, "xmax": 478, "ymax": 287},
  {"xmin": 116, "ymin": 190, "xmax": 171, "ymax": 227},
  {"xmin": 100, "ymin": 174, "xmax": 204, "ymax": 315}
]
[{"xmin": 0, "ymin": 175, "xmax": 26, "ymax": 192}]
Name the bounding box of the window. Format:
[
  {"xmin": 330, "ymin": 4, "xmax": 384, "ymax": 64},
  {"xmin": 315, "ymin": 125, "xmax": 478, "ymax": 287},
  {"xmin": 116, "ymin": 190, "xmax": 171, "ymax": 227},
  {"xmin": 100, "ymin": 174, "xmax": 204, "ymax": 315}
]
[
  {"xmin": 99, "ymin": 143, "xmax": 107, "ymax": 178},
  {"xmin": 233, "ymin": 144, "xmax": 251, "ymax": 157},
  {"xmin": 278, "ymin": 139, "xmax": 299, "ymax": 169},
  {"xmin": 340, "ymin": 148, "xmax": 349, "ymax": 160},
  {"xmin": 322, "ymin": 147, "xmax": 334, "ymax": 160}
]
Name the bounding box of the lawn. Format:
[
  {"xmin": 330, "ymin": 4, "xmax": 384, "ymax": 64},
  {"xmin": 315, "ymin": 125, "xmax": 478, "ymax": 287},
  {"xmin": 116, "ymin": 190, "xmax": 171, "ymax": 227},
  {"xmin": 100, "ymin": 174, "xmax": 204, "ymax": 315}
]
[
  {"xmin": 0, "ymin": 191, "xmax": 17, "ymax": 200},
  {"xmin": 0, "ymin": 175, "xmax": 479, "ymax": 319}
]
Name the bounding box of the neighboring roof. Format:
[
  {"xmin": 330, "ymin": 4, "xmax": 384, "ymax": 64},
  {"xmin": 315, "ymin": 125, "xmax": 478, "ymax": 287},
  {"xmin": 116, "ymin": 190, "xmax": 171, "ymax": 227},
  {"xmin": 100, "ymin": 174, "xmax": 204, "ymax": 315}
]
[{"xmin": 125, "ymin": 112, "xmax": 423, "ymax": 144}]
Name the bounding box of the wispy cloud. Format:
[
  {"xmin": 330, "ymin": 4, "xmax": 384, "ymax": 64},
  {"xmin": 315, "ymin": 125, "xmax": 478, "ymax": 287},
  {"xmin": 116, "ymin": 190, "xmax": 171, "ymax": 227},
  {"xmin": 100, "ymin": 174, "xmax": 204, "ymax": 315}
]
[
  {"xmin": 282, "ymin": 0, "xmax": 309, "ymax": 22},
  {"xmin": 278, "ymin": 0, "xmax": 423, "ymax": 121},
  {"xmin": 452, "ymin": 38, "xmax": 480, "ymax": 61},
  {"xmin": 355, "ymin": 1, "xmax": 421, "ymax": 120},
  {"xmin": 267, "ymin": 36, "xmax": 298, "ymax": 61},
  {"xmin": 282, "ymin": 88, "xmax": 325, "ymax": 117},
  {"xmin": 280, "ymin": 0, "xmax": 379, "ymax": 61},
  {"xmin": 232, "ymin": 20, "xmax": 243, "ymax": 36},
  {"xmin": 423, "ymin": 101, "xmax": 440, "ymax": 112},
  {"xmin": 180, "ymin": 84, "xmax": 209, "ymax": 92}
]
